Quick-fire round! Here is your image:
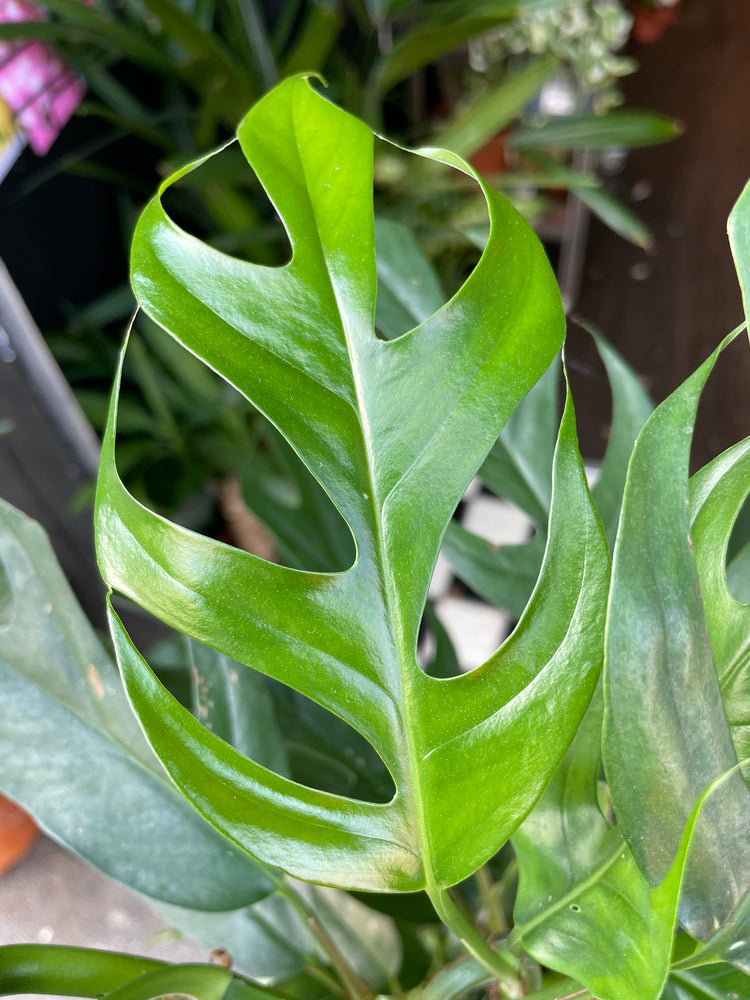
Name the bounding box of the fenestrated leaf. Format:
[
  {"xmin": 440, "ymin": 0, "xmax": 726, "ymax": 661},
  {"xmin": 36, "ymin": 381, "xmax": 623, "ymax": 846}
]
[
  {"xmin": 512, "ymin": 691, "xmax": 694, "ymax": 1000},
  {"xmin": 728, "ymin": 178, "xmax": 750, "ymax": 338},
  {"xmin": 0, "ymin": 500, "xmax": 273, "ymax": 912},
  {"xmin": 603, "ymin": 331, "xmax": 750, "ymax": 945},
  {"xmin": 95, "ymin": 75, "xmax": 609, "ymax": 894}
]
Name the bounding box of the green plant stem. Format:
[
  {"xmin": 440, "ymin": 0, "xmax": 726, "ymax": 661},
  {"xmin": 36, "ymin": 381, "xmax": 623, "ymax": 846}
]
[
  {"xmin": 475, "ymin": 865, "xmax": 509, "ymax": 934},
  {"xmin": 428, "ymin": 887, "xmax": 523, "ymax": 999},
  {"xmin": 303, "ymin": 963, "xmax": 348, "ymax": 998},
  {"xmin": 276, "ymin": 882, "xmax": 375, "ymax": 1000}
]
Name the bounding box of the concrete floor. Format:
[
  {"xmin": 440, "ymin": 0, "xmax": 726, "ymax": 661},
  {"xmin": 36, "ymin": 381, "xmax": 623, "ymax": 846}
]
[{"xmin": 0, "ymin": 834, "xmax": 206, "ymax": 997}]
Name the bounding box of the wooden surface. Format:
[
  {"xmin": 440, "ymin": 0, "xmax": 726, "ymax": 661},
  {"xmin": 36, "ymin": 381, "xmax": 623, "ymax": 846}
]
[{"xmin": 570, "ymin": 0, "xmax": 750, "ymax": 467}]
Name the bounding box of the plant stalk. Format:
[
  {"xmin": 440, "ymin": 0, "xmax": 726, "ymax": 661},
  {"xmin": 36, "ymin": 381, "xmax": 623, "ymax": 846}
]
[
  {"xmin": 428, "ymin": 887, "xmax": 524, "ymax": 999},
  {"xmin": 276, "ymin": 882, "xmax": 375, "ymax": 1000}
]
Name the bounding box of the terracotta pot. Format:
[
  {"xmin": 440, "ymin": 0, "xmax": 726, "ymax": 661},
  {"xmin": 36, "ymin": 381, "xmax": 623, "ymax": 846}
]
[
  {"xmin": 629, "ymin": 2, "xmax": 682, "ymax": 44},
  {"xmin": 0, "ymin": 795, "xmax": 39, "ymax": 877},
  {"xmin": 470, "ymin": 132, "xmax": 507, "ymax": 177}
]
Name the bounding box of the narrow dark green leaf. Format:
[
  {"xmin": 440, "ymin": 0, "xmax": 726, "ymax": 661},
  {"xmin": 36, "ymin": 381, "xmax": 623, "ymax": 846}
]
[
  {"xmin": 281, "ymin": 3, "xmax": 343, "ymax": 77},
  {"xmin": 509, "ymin": 112, "xmax": 682, "ymax": 151},
  {"xmin": 16, "ymin": 0, "xmax": 173, "ymax": 70},
  {"xmin": 0, "ymin": 945, "xmax": 164, "ymax": 998},
  {"xmin": 603, "ymin": 332, "xmax": 750, "ymax": 945},
  {"xmin": 241, "ymin": 423, "xmax": 356, "ymax": 572},
  {"xmin": 580, "ymin": 321, "xmax": 654, "ymax": 547},
  {"xmin": 186, "ymin": 637, "xmax": 289, "ymax": 774},
  {"xmin": 375, "ymin": 0, "xmax": 553, "ymax": 94},
  {"xmin": 137, "ymin": 0, "xmax": 252, "ymax": 93},
  {"xmin": 480, "ymin": 356, "xmax": 559, "ymax": 525},
  {"xmin": 102, "ymin": 964, "xmax": 233, "ymax": 1000},
  {"xmin": 663, "ymin": 963, "xmax": 750, "ymax": 1000},
  {"xmin": 729, "ymin": 179, "xmax": 750, "ymax": 338},
  {"xmin": 423, "ymin": 602, "xmax": 461, "ymax": 679},
  {"xmin": 96, "ymin": 76, "xmax": 609, "ymax": 894},
  {"xmin": 0, "ymin": 501, "xmax": 273, "ymax": 911},
  {"xmin": 574, "ymin": 185, "xmax": 654, "ymax": 250},
  {"xmin": 373, "ymin": 217, "xmax": 445, "ymax": 340},
  {"xmin": 434, "ymin": 57, "xmax": 559, "ymax": 160},
  {"xmin": 441, "ymin": 526, "xmax": 544, "ymax": 619},
  {"xmin": 512, "ymin": 690, "xmax": 691, "ymax": 1000}
]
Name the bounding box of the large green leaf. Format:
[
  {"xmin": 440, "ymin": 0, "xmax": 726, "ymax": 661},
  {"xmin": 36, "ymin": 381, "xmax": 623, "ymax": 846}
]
[
  {"xmin": 95, "ymin": 75, "xmax": 609, "ymax": 894},
  {"xmin": 0, "ymin": 500, "xmax": 272, "ymax": 911},
  {"xmin": 603, "ymin": 332, "xmax": 750, "ymax": 946},
  {"xmin": 729, "ymin": 178, "xmax": 750, "ymax": 339}
]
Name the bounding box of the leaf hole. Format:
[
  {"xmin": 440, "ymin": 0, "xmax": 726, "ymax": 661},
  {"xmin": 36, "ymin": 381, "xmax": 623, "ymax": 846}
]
[
  {"xmin": 113, "ymin": 321, "xmax": 357, "ymax": 571},
  {"xmin": 373, "ymin": 136, "xmax": 487, "ymax": 341},
  {"xmin": 570, "ymin": 903, "xmax": 581, "ymax": 912},
  {"xmin": 160, "ymin": 142, "xmax": 292, "ymax": 268},
  {"xmin": 424, "ymin": 477, "xmax": 534, "ymax": 674},
  {"xmin": 149, "ymin": 634, "xmax": 395, "ymax": 804},
  {"xmin": 726, "ymin": 491, "xmax": 750, "ymax": 605}
]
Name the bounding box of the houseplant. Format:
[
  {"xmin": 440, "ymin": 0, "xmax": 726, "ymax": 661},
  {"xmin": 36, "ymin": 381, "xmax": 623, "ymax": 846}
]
[
  {"xmin": 0, "ymin": 0, "xmax": 679, "ymax": 527},
  {"xmin": 2, "ymin": 74, "xmax": 750, "ymax": 1000}
]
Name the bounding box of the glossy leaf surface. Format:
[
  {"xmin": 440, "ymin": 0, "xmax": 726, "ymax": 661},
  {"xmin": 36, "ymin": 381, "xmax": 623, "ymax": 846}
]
[
  {"xmin": 603, "ymin": 334, "xmax": 750, "ymax": 945},
  {"xmin": 0, "ymin": 500, "xmax": 272, "ymax": 911},
  {"xmin": 96, "ymin": 75, "xmax": 609, "ymax": 893}
]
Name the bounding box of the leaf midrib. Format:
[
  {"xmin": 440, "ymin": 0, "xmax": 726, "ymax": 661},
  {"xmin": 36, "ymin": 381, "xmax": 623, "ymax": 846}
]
[{"xmin": 287, "ymin": 102, "xmax": 437, "ymax": 878}]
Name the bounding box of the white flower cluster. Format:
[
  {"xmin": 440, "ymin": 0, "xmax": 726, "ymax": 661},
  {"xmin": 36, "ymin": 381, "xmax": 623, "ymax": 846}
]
[{"xmin": 473, "ymin": 0, "xmax": 637, "ymax": 113}]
